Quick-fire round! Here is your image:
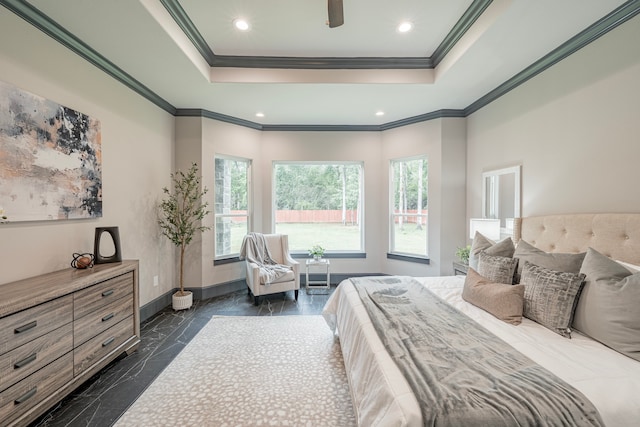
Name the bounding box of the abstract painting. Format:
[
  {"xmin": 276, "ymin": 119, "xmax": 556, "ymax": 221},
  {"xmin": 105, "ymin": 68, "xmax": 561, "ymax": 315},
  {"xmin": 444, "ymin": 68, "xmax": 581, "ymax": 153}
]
[{"xmin": 0, "ymin": 80, "xmax": 102, "ymax": 222}]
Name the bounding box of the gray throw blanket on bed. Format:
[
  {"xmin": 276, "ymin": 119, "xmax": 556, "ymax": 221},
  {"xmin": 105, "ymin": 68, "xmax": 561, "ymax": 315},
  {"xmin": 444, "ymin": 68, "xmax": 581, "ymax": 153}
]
[
  {"xmin": 239, "ymin": 233, "xmax": 291, "ymax": 285},
  {"xmin": 350, "ymin": 276, "xmax": 604, "ymax": 427}
]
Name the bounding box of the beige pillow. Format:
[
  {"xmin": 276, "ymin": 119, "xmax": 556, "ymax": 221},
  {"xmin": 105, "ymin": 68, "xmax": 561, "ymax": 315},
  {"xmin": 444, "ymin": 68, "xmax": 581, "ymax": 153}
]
[
  {"xmin": 469, "ymin": 232, "xmax": 515, "ymax": 270},
  {"xmin": 462, "ymin": 268, "xmax": 525, "ymax": 325}
]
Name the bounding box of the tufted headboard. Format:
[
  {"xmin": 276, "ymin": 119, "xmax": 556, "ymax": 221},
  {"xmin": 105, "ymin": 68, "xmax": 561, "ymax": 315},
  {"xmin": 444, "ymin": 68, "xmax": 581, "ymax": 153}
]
[{"xmin": 513, "ymin": 213, "xmax": 640, "ymax": 266}]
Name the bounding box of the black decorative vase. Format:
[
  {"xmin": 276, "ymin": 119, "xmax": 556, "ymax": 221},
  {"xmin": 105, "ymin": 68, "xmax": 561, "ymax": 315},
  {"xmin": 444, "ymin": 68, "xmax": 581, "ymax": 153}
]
[{"xmin": 94, "ymin": 226, "xmax": 122, "ymax": 264}]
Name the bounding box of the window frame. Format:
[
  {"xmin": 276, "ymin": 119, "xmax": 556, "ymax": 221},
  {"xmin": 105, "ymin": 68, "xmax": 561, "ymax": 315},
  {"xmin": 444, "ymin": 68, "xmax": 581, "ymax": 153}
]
[
  {"xmin": 214, "ymin": 154, "xmax": 252, "ymax": 261},
  {"xmin": 388, "ymin": 155, "xmax": 428, "ymax": 260},
  {"xmin": 272, "ymin": 161, "xmax": 365, "ymax": 255}
]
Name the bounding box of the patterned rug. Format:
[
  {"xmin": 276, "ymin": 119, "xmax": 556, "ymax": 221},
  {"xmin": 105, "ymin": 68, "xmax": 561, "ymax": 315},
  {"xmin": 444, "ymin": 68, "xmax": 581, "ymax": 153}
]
[{"xmin": 115, "ymin": 315, "xmax": 356, "ymax": 426}]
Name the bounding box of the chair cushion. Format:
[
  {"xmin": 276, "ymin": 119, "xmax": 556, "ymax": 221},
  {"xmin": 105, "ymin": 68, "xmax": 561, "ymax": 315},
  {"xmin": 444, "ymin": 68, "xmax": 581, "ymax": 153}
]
[{"xmin": 260, "ymin": 268, "xmax": 294, "ymax": 285}]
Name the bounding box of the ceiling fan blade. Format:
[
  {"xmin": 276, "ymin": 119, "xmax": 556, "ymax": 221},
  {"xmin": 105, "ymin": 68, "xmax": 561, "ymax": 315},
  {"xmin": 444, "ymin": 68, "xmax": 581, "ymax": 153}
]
[{"xmin": 328, "ymin": 0, "xmax": 344, "ymax": 28}]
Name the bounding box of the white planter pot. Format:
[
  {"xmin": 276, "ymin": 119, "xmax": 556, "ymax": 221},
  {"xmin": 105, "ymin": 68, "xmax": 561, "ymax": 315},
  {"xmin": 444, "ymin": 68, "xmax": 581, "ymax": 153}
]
[{"xmin": 172, "ymin": 291, "xmax": 193, "ymax": 311}]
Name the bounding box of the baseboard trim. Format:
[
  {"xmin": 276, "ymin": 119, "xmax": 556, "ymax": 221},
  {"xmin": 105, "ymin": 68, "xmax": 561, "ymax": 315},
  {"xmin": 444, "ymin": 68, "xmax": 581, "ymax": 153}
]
[{"xmin": 140, "ymin": 274, "xmax": 384, "ymax": 321}]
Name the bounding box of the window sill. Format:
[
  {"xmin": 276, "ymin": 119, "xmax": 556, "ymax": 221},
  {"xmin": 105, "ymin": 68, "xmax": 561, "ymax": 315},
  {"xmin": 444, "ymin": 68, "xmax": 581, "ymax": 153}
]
[
  {"xmin": 213, "ymin": 256, "xmax": 242, "ymax": 266},
  {"xmin": 386, "ymin": 253, "xmax": 430, "ymax": 264},
  {"xmin": 291, "ymin": 252, "xmax": 366, "ymax": 259}
]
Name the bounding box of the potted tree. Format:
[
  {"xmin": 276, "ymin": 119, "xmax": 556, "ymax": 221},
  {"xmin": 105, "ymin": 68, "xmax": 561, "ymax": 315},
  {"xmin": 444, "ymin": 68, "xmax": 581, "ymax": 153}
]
[{"xmin": 158, "ymin": 163, "xmax": 211, "ymax": 310}]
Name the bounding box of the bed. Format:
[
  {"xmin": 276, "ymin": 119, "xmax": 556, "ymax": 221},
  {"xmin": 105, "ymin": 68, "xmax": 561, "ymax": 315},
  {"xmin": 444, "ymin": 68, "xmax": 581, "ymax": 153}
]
[{"xmin": 322, "ymin": 213, "xmax": 640, "ymax": 426}]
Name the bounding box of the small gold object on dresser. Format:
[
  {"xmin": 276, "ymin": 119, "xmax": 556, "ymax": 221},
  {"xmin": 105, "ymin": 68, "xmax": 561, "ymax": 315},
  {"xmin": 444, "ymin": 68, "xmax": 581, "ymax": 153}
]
[{"xmin": 0, "ymin": 260, "xmax": 139, "ymax": 426}]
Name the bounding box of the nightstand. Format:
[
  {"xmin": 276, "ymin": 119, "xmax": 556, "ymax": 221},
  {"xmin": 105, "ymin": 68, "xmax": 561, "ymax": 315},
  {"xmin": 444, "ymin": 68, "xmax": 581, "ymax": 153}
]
[
  {"xmin": 306, "ymin": 258, "xmax": 330, "ymax": 294},
  {"xmin": 453, "ymin": 261, "xmax": 469, "ymax": 276}
]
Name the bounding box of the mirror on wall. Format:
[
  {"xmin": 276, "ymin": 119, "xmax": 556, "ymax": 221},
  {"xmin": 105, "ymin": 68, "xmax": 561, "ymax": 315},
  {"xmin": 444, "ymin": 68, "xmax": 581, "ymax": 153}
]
[{"xmin": 482, "ymin": 165, "xmax": 521, "ymax": 239}]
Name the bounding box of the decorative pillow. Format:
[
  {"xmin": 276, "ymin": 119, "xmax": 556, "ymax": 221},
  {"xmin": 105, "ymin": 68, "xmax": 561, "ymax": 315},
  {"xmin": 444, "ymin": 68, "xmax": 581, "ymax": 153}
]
[
  {"xmin": 469, "ymin": 232, "xmax": 515, "ymax": 270},
  {"xmin": 513, "ymin": 240, "xmax": 586, "ymax": 283},
  {"xmin": 521, "ymin": 261, "xmax": 585, "ymax": 338},
  {"xmin": 462, "ymin": 268, "xmax": 524, "ymax": 325},
  {"xmin": 615, "ymin": 259, "xmax": 640, "ymax": 273},
  {"xmin": 478, "ymin": 252, "xmax": 519, "ymax": 285},
  {"xmin": 575, "ymin": 248, "xmax": 640, "ymax": 361}
]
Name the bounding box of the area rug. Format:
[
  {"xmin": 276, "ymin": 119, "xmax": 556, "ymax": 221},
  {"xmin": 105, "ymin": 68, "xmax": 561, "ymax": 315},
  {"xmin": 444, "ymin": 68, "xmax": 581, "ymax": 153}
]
[{"xmin": 114, "ymin": 315, "xmax": 356, "ymax": 426}]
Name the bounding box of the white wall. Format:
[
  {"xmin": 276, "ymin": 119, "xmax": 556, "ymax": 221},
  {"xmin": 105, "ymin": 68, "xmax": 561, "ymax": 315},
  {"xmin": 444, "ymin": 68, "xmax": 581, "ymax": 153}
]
[
  {"xmin": 174, "ymin": 118, "xmax": 467, "ymax": 287},
  {"xmin": 0, "ymin": 12, "xmax": 175, "ymax": 307},
  {"xmin": 382, "ymin": 118, "xmax": 466, "ymax": 276},
  {"xmin": 467, "ymin": 14, "xmax": 640, "ymax": 234}
]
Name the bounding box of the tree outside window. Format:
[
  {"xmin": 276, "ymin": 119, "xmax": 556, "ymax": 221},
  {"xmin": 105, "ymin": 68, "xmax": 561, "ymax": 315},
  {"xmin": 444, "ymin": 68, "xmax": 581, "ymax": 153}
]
[
  {"xmin": 215, "ymin": 156, "xmax": 250, "ymax": 258},
  {"xmin": 390, "ymin": 156, "xmax": 428, "ymax": 257},
  {"xmin": 273, "ymin": 162, "xmax": 363, "ymax": 252}
]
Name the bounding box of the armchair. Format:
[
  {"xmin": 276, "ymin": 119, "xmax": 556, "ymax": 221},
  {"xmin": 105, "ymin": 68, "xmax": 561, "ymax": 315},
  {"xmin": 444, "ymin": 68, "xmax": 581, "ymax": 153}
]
[{"xmin": 241, "ymin": 233, "xmax": 300, "ymax": 305}]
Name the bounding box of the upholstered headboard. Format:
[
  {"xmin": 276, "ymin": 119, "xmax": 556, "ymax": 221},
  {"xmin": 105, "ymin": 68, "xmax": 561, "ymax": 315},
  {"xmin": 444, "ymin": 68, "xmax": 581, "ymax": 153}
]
[{"xmin": 513, "ymin": 213, "xmax": 640, "ymax": 266}]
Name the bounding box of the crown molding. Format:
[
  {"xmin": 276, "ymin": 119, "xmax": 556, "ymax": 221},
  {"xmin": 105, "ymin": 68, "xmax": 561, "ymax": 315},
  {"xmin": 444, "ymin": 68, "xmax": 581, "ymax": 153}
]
[
  {"xmin": 209, "ymin": 56, "xmax": 432, "ymax": 70},
  {"xmin": 158, "ymin": 0, "xmax": 215, "ymax": 64},
  {"xmin": 3, "ymin": 0, "xmax": 639, "ymax": 129},
  {"xmin": 0, "ymin": 0, "xmax": 177, "ymax": 115},
  {"xmin": 175, "ymin": 109, "xmax": 263, "ymax": 130},
  {"xmin": 379, "ymin": 110, "xmax": 466, "ymax": 131},
  {"xmin": 174, "ymin": 109, "xmax": 465, "ymax": 132},
  {"xmin": 159, "ymin": 0, "xmax": 491, "ymax": 70},
  {"xmin": 431, "ymin": 0, "xmax": 493, "ymax": 67},
  {"xmin": 465, "ymin": 0, "xmax": 640, "ymax": 115}
]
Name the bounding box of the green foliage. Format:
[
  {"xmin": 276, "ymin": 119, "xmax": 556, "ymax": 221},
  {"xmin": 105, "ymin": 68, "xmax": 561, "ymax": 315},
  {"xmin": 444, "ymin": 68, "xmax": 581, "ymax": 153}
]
[
  {"xmin": 158, "ymin": 163, "xmax": 211, "ymax": 294},
  {"xmin": 392, "ymin": 158, "xmax": 428, "ymax": 209},
  {"xmin": 274, "ymin": 163, "xmax": 361, "ymax": 210},
  {"xmin": 308, "ymin": 244, "xmax": 325, "ymax": 258},
  {"xmin": 456, "ymin": 245, "xmax": 471, "ymax": 264}
]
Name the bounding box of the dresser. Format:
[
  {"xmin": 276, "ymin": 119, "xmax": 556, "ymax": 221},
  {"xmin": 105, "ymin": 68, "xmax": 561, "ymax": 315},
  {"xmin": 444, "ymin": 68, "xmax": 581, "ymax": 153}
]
[{"xmin": 0, "ymin": 261, "xmax": 140, "ymax": 427}]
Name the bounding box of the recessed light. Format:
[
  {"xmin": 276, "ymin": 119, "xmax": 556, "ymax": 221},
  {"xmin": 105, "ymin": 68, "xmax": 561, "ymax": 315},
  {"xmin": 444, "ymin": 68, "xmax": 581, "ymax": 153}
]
[
  {"xmin": 376, "ymin": 111, "xmax": 385, "ymax": 116},
  {"xmin": 255, "ymin": 112, "xmax": 264, "ymax": 118},
  {"xmin": 397, "ymin": 22, "xmax": 413, "ymax": 33},
  {"xmin": 233, "ymin": 19, "xmax": 250, "ymax": 31}
]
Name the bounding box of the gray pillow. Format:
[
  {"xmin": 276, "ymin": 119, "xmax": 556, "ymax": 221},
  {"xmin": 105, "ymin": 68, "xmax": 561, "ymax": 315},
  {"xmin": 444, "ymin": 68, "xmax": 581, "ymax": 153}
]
[
  {"xmin": 575, "ymin": 248, "xmax": 640, "ymax": 361},
  {"xmin": 462, "ymin": 268, "xmax": 525, "ymax": 325},
  {"xmin": 469, "ymin": 232, "xmax": 515, "ymax": 270},
  {"xmin": 513, "ymin": 240, "xmax": 586, "ymax": 283},
  {"xmin": 478, "ymin": 252, "xmax": 518, "ymax": 285},
  {"xmin": 521, "ymin": 261, "xmax": 585, "ymax": 338}
]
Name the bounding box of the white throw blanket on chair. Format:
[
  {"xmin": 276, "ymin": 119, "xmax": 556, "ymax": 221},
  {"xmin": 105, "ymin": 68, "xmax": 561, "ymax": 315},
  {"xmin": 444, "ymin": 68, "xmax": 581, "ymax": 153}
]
[{"xmin": 239, "ymin": 233, "xmax": 291, "ymax": 285}]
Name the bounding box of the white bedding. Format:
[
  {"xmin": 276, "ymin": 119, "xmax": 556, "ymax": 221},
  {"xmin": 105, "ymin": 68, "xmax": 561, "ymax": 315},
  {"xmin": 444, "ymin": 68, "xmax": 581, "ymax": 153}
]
[{"xmin": 322, "ymin": 275, "xmax": 640, "ymax": 427}]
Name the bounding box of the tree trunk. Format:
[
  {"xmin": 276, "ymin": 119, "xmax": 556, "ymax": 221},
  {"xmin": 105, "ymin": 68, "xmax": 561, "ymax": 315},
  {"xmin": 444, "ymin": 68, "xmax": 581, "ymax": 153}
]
[
  {"xmin": 416, "ymin": 160, "xmax": 423, "ymax": 230},
  {"xmin": 341, "ymin": 165, "xmax": 347, "ymax": 225},
  {"xmin": 179, "ymin": 243, "xmax": 185, "ymax": 295},
  {"xmin": 398, "ymin": 163, "xmax": 404, "ymax": 230}
]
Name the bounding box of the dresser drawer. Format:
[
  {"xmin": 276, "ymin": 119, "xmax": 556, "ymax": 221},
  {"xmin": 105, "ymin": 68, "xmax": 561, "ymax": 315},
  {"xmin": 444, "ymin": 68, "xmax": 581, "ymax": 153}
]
[
  {"xmin": 74, "ymin": 272, "xmax": 133, "ymax": 320},
  {"xmin": 74, "ymin": 316, "xmax": 134, "ymax": 376},
  {"xmin": 0, "ymin": 352, "xmax": 73, "ymax": 426},
  {"xmin": 0, "ymin": 295, "xmax": 73, "ymax": 357},
  {"xmin": 0, "ymin": 323, "xmax": 73, "ymax": 394},
  {"xmin": 74, "ymin": 296, "xmax": 133, "ymax": 346}
]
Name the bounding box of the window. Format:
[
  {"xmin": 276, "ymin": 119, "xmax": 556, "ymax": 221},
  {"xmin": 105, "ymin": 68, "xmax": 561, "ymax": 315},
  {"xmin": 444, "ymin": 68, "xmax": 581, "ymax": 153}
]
[
  {"xmin": 389, "ymin": 156, "xmax": 428, "ymax": 257},
  {"xmin": 273, "ymin": 162, "xmax": 363, "ymax": 253},
  {"xmin": 214, "ymin": 156, "xmax": 251, "ymax": 259}
]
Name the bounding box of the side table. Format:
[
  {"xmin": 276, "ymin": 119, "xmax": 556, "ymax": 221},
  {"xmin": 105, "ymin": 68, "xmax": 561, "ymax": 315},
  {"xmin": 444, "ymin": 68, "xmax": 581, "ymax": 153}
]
[
  {"xmin": 306, "ymin": 258, "xmax": 330, "ymax": 294},
  {"xmin": 453, "ymin": 261, "xmax": 469, "ymax": 276}
]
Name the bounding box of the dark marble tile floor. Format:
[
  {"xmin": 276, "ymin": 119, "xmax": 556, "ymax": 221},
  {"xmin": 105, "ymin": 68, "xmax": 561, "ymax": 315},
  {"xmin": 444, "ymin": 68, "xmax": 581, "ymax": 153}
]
[{"xmin": 30, "ymin": 287, "xmax": 335, "ymax": 427}]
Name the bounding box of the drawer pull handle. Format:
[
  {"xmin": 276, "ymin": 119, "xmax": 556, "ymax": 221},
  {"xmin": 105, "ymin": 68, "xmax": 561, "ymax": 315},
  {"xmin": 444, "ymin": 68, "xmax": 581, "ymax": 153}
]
[
  {"xmin": 102, "ymin": 337, "xmax": 115, "ymax": 347},
  {"xmin": 102, "ymin": 289, "xmax": 114, "ymax": 297},
  {"xmin": 102, "ymin": 313, "xmax": 115, "ymax": 322},
  {"xmin": 14, "ymin": 321, "xmax": 37, "ymax": 334},
  {"xmin": 14, "ymin": 353, "xmax": 37, "ymax": 369},
  {"xmin": 14, "ymin": 387, "xmax": 37, "ymax": 405}
]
